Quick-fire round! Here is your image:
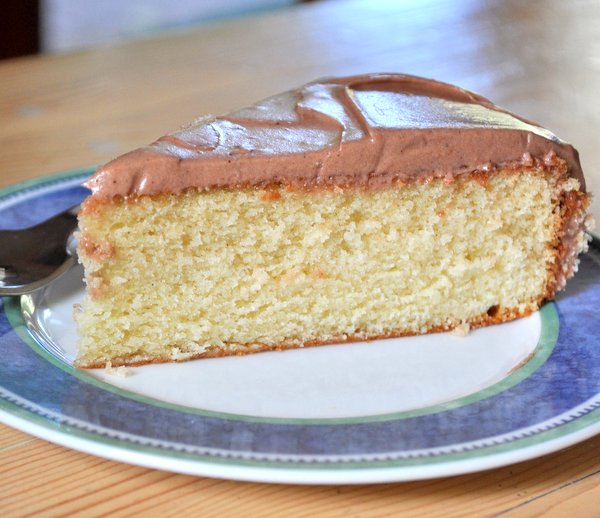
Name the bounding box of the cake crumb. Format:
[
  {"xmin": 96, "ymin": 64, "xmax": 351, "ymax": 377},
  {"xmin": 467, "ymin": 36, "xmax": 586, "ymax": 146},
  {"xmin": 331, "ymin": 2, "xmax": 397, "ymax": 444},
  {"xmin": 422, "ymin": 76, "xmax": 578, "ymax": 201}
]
[
  {"xmin": 261, "ymin": 190, "xmax": 282, "ymax": 202},
  {"xmin": 252, "ymin": 268, "xmax": 271, "ymax": 284},
  {"xmin": 471, "ymin": 171, "xmax": 489, "ymax": 187},
  {"xmin": 585, "ymin": 214, "xmax": 596, "ymax": 231},
  {"xmin": 279, "ymin": 267, "xmax": 301, "ymax": 285},
  {"xmin": 104, "ymin": 361, "xmax": 132, "ymax": 377},
  {"xmin": 452, "ymin": 323, "xmax": 470, "ymax": 337},
  {"xmin": 72, "ymin": 303, "xmax": 82, "ymax": 319},
  {"xmin": 443, "ymin": 172, "xmax": 455, "ymax": 185},
  {"xmin": 310, "ymin": 268, "xmax": 328, "ymax": 279},
  {"xmin": 563, "ymin": 178, "xmax": 581, "ymax": 192}
]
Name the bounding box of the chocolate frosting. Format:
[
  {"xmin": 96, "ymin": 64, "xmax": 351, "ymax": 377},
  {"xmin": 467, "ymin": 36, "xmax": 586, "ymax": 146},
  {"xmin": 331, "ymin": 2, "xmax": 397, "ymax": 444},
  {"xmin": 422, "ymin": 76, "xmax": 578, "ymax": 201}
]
[{"xmin": 85, "ymin": 73, "xmax": 585, "ymax": 198}]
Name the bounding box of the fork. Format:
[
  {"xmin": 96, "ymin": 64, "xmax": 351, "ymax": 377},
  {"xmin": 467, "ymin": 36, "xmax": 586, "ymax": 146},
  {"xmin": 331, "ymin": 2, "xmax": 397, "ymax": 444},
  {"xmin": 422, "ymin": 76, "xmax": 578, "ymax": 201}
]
[{"xmin": 0, "ymin": 205, "xmax": 79, "ymax": 295}]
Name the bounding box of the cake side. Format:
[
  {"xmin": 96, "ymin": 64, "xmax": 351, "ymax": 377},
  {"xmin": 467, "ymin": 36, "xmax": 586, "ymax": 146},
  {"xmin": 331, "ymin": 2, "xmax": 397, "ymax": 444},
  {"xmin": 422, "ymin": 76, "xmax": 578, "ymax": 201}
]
[
  {"xmin": 75, "ymin": 73, "xmax": 592, "ymax": 368},
  {"xmin": 75, "ymin": 160, "xmax": 590, "ymax": 368}
]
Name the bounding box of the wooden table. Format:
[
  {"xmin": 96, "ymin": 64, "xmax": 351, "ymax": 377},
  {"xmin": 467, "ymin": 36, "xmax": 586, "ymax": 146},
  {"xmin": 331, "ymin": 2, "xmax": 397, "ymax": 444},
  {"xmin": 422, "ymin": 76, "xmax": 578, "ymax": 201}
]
[{"xmin": 1, "ymin": 0, "xmax": 599, "ymax": 515}]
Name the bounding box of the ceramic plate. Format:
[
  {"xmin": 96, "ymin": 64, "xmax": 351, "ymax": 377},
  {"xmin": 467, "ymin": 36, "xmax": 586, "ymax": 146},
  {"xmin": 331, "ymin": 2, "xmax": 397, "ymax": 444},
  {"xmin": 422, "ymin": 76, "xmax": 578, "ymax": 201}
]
[{"xmin": 1, "ymin": 169, "xmax": 600, "ymax": 484}]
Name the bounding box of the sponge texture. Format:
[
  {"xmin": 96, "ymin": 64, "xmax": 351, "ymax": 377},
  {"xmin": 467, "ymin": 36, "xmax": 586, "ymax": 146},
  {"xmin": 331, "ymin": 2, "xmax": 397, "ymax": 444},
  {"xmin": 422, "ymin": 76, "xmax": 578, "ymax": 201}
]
[{"xmin": 75, "ymin": 167, "xmax": 586, "ymax": 367}]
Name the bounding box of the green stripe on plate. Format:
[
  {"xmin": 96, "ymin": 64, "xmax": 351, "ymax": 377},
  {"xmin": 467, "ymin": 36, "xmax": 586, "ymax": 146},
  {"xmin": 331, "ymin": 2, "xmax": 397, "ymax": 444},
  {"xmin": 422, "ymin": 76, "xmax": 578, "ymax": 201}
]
[{"xmin": 0, "ymin": 167, "xmax": 94, "ymax": 202}]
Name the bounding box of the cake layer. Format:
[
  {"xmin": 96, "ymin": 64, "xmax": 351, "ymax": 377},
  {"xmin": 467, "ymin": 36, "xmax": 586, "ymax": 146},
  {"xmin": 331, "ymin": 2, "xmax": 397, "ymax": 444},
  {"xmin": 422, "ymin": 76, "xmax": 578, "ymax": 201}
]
[
  {"xmin": 84, "ymin": 74, "xmax": 584, "ymax": 199},
  {"xmin": 75, "ymin": 166, "xmax": 586, "ymax": 367}
]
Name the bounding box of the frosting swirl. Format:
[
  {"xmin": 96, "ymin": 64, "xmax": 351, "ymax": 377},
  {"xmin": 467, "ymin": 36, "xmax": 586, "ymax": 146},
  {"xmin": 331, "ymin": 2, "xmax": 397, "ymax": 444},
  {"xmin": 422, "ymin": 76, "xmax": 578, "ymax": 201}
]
[{"xmin": 85, "ymin": 73, "xmax": 584, "ymax": 198}]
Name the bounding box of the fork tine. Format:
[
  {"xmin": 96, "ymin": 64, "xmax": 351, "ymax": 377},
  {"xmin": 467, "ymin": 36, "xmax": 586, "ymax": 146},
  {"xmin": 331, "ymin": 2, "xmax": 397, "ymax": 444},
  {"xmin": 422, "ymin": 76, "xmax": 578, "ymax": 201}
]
[{"xmin": 0, "ymin": 205, "xmax": 79, "ymax": 295}]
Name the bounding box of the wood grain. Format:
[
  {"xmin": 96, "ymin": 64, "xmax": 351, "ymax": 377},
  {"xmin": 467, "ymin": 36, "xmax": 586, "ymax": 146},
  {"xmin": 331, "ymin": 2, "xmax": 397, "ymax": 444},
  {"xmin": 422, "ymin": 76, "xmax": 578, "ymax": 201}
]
[
  {"xmin": 2, "ymin": 428, "xmax": 600, "ymax": 517},
  {"xmin": 0, "ymin": 425, "xmax": 34, "ymax": 450},
  {"xmin": 1, "ymin": 0, "xmax": 600, "ymax": 515}
]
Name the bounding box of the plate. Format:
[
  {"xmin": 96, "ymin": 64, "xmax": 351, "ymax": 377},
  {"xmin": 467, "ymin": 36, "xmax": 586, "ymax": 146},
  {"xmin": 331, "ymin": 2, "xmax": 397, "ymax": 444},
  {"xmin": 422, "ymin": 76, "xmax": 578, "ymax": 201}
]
[{"xmin": 1, "ymin": 169, "xmax": 600, "ymax": 485}]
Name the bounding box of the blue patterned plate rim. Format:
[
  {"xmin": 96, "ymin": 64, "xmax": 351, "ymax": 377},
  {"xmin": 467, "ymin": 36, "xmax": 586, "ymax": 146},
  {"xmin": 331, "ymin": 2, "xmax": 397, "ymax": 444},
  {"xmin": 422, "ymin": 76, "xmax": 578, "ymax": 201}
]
[{"xmin": 1, "ymin": 169, "xmax": 599, "ymax": 483}]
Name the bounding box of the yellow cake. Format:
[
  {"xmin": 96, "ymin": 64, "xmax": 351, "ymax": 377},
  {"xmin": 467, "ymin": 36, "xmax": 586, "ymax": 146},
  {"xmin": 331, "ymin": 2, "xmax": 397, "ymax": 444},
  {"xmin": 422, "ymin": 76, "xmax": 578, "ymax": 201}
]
[{"xmin": 75, "ymin": 74, "xmax": 592, "ymax": 367}]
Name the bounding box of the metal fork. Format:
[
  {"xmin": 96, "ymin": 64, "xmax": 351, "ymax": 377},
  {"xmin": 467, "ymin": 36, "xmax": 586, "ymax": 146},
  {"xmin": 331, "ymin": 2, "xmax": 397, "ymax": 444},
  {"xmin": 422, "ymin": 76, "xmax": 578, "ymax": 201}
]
[{"xmin": 0, "ymin": 205, "xmax": 79, "ymax": 295}]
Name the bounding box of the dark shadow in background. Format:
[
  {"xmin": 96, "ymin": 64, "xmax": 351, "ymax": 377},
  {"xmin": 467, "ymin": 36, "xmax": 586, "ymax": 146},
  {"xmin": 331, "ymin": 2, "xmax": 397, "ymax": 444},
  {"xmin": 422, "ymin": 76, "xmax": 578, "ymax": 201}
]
[{"xmin": 1, "ymin": 1, "xmax": 40, "ymax": 59}]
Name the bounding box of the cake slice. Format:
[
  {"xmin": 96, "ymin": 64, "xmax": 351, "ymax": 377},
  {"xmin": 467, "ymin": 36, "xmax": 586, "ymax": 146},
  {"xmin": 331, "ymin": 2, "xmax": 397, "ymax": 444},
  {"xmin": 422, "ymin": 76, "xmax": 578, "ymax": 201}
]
[{"xmin": 75, "ymin": 73, "xmax": 592, "ymax": 368}]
